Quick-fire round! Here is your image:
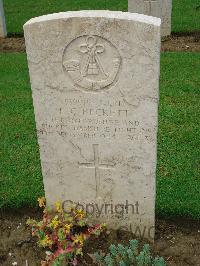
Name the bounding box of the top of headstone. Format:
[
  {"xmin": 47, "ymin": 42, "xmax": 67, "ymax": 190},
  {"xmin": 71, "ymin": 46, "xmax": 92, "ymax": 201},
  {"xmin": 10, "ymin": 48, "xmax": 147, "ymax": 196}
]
[{"xmin": 23, "ymin": 10, "xmax": 161, "ymax": 28}]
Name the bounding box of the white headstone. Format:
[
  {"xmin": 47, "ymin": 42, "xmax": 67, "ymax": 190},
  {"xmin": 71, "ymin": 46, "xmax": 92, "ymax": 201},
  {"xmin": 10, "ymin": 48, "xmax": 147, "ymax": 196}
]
[
  {"xmin": 128, "ymin": 0, "xmax": 172, "ymax": 36},
  {"xmin": 24, "ymin": 11, "xmax": 161, "ymax": 240},
  {"xmin": 0, "ymin": 0, "xmax": 6, "ymax": 37}
]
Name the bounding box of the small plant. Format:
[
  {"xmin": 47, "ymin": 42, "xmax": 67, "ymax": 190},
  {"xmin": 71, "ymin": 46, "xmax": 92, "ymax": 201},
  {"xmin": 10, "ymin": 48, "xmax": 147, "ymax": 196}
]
[
  {"xmin": 27, "ymin": 197, "xmax": 105, "ymax": 266},
  {"xmin": 94, "ymin": 240, "xmax": 166, "ymax": 266}
]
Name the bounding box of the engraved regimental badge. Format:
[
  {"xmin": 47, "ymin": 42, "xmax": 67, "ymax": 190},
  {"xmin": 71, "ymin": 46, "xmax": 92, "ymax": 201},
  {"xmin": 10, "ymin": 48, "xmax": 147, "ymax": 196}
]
[{"xmin": 62, "ymin": 35, "xmax": 121, "ymax": 91}]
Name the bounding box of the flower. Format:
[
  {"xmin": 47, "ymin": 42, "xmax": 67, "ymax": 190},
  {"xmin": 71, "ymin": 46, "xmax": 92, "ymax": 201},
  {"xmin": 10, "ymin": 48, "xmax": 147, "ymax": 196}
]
[
  {"xmin": 73, "ymin": 234, "xmax": 84, "ymax": 246},
  {"xmin": 38, "ymin": 197, "xmax": 46, "ymax": 208},
  {"xmin": 50, "ymin": 216, "xmax": 60, "ymax": 229},
  {"xmin": 55, "ymin": 201, "xmax": 62, "ymax": 213},
  {"xmin": 75, "ymin": 248, "xmax": 83, "ymax": 256},
  {"xmin": 27, "ymin": 199, "xmax": 105, "ymax": 265},
  {"xmin": 65, "ymin": 223, "xmax": 72, "ymax": 234},
  {"xmin": 39, "ymin": 235, "xmax": 53, "ymax": 247},
  {"xmin": 75, "ymin": 209, "xmax": 85, "ymax": 219}
]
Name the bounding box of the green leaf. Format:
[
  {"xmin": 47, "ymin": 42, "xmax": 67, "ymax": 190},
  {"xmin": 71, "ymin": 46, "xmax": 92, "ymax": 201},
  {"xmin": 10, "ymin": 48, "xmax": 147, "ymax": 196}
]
[
  {"xmin": 38, "ymin": 230, "xmax": 45, "ymax": 239},
  {"xmin": 117, "ymin": 244, "xmax": 126, "ymax": 257},
  {"xmin": 94, "ymin": 252, "xmax": 103, "ymax": 262},
  {"xmin": 58, "ymin": 228, "xmax": 65, "ymax": 241},
  {"xmin": 153, "ymin": 257, "xmax": 166, "ymax": 266},
  {"xmin": 104, "ymin": 254, "xmax": 114, "ymax": 266},
  {"xmin": 129, "ymin": 239, "xmax": 138, "ymax": 254},
  {"xmin": 119, "ymin": 260, "xmax": 126, "ymax": 266},
  {"xmin": 78, "ymin": 220, "xmax": 86, "ymax": 227},
  {"xmin": 127, "ymin": 248, "xmax": 134, "ymax": 261},
  {"xmin": 109, "ymin": 244, "xmax": 117, "ymax": 257}
]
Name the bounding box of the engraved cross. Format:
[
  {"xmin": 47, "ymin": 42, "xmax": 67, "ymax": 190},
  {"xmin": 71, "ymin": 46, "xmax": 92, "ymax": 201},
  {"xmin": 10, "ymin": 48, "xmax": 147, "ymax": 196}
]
[
  {"xmin": 144, "ymin": 0, "xmax": 158, "ymax": 15},
  {"xmin": 78, "ymin": 144, "xmax": 115, "ymax": 199}
]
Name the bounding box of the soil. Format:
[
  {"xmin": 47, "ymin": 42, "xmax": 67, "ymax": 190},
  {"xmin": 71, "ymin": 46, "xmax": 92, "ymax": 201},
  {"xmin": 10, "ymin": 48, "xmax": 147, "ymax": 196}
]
[
  {"xmin": 0, "ymin": 33, "xmax": 200, "ymax": 53},
  {"xmin": 0, "ymin": 37, "xmax": 25, "ymax": 52},
  {"xmin": 161, "ymin": 33, "xmax": 200, "ymax": 52},
  {"xmin": 0, "ymin": 209, "xmax": 200, "ymax": 266}
]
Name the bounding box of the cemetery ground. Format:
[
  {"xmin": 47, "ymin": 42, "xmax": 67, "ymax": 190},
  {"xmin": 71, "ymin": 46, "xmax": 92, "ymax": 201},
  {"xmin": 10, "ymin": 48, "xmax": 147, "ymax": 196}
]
[
  {"xmin": 0, "ymin": 52, "xmax": 200, "ymax": 265},
  {"xmin": 0, "ymin": 34, "xmax": 200, "ymax": 53},
  {"xmin": 0, "ymin": 208, "xmax": 200, "ymax": 265},
  {"xmin": 0, "ymin": 1, "xmax": 200, "ymax": 266}
]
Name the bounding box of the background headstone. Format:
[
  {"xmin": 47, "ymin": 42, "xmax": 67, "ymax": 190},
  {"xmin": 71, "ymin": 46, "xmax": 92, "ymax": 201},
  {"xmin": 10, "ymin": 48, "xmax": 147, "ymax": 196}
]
[
  {"xmin": 24, "ymin": 11, "xmax": 161, "ymax": 240},
  {"xmin": 161, "ymin": 0, "xmax": 172, "ymax": 36},
  {"xmin": 0, "ymin": 0, "xmax": 7, "ymax": 37},
  {"xmin": 128, "ymin": 0, "xmax": 172, "ymax": 36}
]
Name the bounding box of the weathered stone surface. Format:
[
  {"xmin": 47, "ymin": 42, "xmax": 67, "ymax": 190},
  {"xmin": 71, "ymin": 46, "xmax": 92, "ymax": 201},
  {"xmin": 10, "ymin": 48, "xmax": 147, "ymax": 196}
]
[
  {"xmin": 24, "ymin": 11, "xmax": 161, "ymax": 240},
  {"xmin": 128, "ymin": 0, "xmax": 172, "ymax": 36},
  {"xmin": 161, "ymin": 0, "xmax": 172, "ymax": 36},
  {"xmin": 0, "ymin": 0, "xmax": 6, "ymax": 37}
]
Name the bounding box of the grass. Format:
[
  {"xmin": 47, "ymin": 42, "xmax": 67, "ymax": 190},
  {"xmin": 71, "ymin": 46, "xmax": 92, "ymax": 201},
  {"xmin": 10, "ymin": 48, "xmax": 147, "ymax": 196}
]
[
  {"xmin": 3, "ymin": 0, "xmax": 126, "ymax": 35},
  {"xmin": 0, "ymin": 53, "xmax": 44, "ymax": 208},
  {"xmin": 157, "ymin": 52, "xmax": 200, "ymax": 218},
  {"xmin": 171, "ymin": 0, "xmax": 200, "ymax": 33},
  {"xmin": 0, "ymin": 52, "xmax": 200, "ymax": 218},
  {"xmin": 3, "ymin": 0, "xmax": 200, "ymax": 35}
]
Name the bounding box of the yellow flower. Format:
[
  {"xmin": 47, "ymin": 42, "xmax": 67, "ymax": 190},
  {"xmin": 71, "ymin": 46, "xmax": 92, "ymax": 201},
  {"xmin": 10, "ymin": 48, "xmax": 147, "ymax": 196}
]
[
  {"xmin": 65, "ymin": 223, "xmax": 72, "ymax": 234},
  {"xmin": 76, "ymin": 248, "xmax": 83, "ymax": 256},
  {"xmin": 75, "ymin": 209, "xmax": 85, "ymax": 219},
  {"xmin": 55, "ymin": 200, "xmax": 62, "ymax": 213},
  {"xmin": 73, "ymin": 234, "xmax": 84, "ymax": 246},
  {"xmin": 40, "ymin": 235, "xmax": 53, "ymax": 247},
  {"xmin": 50, "ymin": 216, "xmax": 60, "ymax": 229},
  {"xmin": 38, "ymin": 197, "xmax": 46, "ymax": 208}
]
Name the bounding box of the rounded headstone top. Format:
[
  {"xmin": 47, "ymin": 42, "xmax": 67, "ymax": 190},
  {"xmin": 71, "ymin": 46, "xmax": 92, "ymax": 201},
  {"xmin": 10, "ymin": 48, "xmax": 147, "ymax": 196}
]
[{"xmin": 23, "ymin": 10, "xmax": 161, "ymax": 28}]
